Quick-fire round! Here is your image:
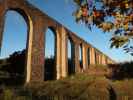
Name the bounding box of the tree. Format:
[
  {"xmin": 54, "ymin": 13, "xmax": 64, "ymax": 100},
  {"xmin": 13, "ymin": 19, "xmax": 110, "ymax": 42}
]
[
  {"xmin": 8, "ymin": 49, "xmax": 26, "ymax": 76},
  {"xmin": 72, "ymin": 0, "xmax": 133, "ymax": 55},
  {"xmin": 0, "ymin": 49, "xmax": 26, "ymax": 77}
]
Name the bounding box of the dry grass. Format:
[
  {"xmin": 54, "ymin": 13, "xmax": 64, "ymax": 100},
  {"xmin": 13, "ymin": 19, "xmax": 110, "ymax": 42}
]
[
  {"xmin": 0, "ymin": 76, "xmax": 133, "ymax": 100},
  {"xmin": 26, "ymin": 74, "xmax": 110, "ymax": 100},
  {"xmin": 1, "ymin": 62, "xmax": 133, "ymax": 100}
]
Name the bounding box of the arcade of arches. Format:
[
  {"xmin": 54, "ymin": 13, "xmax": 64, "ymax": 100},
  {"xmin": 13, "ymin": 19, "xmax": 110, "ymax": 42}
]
[{"xmin": 0, "ymin": 0, "xmax": 115, "ymax": 83}]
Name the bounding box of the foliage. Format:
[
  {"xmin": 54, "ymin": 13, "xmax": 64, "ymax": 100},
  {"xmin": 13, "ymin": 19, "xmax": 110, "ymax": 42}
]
[
  {"xmin": 0, "ymin": 86, "xmax": 32, "ymax": 100},
  {"xmin": 44, "ymin": 58, "xmax": 56, "ymax": 80},
  {"xmin": 8, "ymin": 49, "xmax": 26, "ymax": 75},
  {"xmin": 108, "ymin": 62, "xmax": 133, "ymax": 80},
  {"xmin": 0, "ymin": 49, "xmax": 26, "ymax": 85},
  {"xmin": 72, "ymin": 0, "xmax": 133, "ymax": 55},
  {"xmin": 0, "ymin": 49, "xmax": 26, "ymax": 75}
]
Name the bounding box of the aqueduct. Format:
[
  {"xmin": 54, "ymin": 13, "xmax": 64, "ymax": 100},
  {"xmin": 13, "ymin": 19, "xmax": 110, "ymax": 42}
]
[{"xmin": 0, "ymin": 0, "xmax": 115, "ymax": 83}]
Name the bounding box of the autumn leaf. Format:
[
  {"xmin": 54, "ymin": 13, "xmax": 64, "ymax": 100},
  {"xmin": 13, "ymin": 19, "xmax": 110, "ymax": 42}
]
[{"xmin": 72, "ymin": 0, "xmax": 133, "ymax": 54}]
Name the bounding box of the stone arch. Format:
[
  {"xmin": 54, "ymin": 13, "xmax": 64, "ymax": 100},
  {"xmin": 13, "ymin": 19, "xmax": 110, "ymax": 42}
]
[
  {"xmin": 0, "ymin": 10, "xmax": 28, "ymax": 84},
  {"xmin": 1, "ymin": 8, "xmax": 33, "ymax": 83},
  {"xmin": 7, "ymin": 8, "xmax": 29, "ymax": 24},
  {"xmin": 44, "ymin": 26, "xmax": 57, "ymax": 80},
  {"xmin": 1, "ymin": 10, "xmax": 27, "ymax": 57},
  {"xmin": 67, "ymin": 35, "xmax": 75, "ymax": 75}
]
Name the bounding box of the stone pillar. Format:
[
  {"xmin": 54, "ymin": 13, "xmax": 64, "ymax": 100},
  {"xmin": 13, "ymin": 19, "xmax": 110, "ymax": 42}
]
[
  {"xmin": 90, "ymin": 47, "xmax": 95, "ymax": 65},
  {"xmin": 107, "ymin": 59, "xmax": 112, "ymax": 64},
  {"xmin": 74, "ymin": 43, "xmax": 80, "ymax": 73},
  {"xmin": 105, "ymin": 57, "xmax": 108, "ymax": 64},
  {"xmin": 98, "ymin": 54, "xmax": 100, "ymax": 64},
  {"xmin": 0, "ymin": 3, "xmax": 5, "ymax": 53},
  {"xmin": 60, "ymin": 27, "xmax": 68, "ymax": 78},
  {"xmin": 111, "ymin": 60, "xmax": 114, "ymax": 64},
  {"xmin": 26, "ymin": 17, "xmax": 45, "ymax": 82},
  {"xmin": 100, "ymin": 55, "xmax": 103, "ymax": 64},
  {"xmin": 102, "ymin": 55, "xmax": 106, "ymax": 65},
  {"xmin": 97, "ymin": 54, "xmax": 99, "ymax": 64},
  {"xmin": 98, "ymin": 54, "xmax": 102, "ymax": 64},
  {"xmin": 107, "ymin": 59, "xmax": 109, "ymax": 64},
  {"xmin": 97, "ymin": 53, "xmax": 99, "ymax": 64},
  {"xmin": 82, "ymin": 44, "xmax": 88, "ymax": 70},
  {"xmin": 55, "ymin": 27, "xmax": 61, "ymax": 79}
]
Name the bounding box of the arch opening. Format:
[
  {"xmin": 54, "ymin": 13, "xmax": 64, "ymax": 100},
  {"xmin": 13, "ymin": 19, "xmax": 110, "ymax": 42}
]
[
  {"xmin": 44, "ymin": 27, "xmax": 56, "ymax": 81},
  {"xmin": 0, "ymin": 10, "xmax": 28, "ymax": 84},
  {"xmin": 79, "ymin": 44, "xmax": 83, "ymax": 70},
  {"xmin": 95, "ymin": 51, "xmax": 98, "ymax": 64},
  {"xmin": 87, "ymin": 48, "xmax": 90, "ymax": 65},
  {"xmin": 67, "ymin": 38, "xmax": 75, "ymax": 75}
]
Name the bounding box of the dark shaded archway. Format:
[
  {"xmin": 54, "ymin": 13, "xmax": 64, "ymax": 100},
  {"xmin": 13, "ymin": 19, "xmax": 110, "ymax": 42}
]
[
  {"xmin": 95, "ymin": 51, "xmax": 98, "ymax": 64},
  {"xmin": 87, "ymin": 48, "xmax": 90, "ymax": 65},
  {"xmin": 79, "ymin": 44, "xmax": 83, "ymax": 70},
  {"xmin": 0, "ymin": 10, "xmax": 28, "ymax": 84},
  {"xmin": 67, "ymin": 37, "xmax": 75, "ymax": 75},
  {"xmin": 44, "ymin": 27, "xmax": 56, "ymax": 81}
]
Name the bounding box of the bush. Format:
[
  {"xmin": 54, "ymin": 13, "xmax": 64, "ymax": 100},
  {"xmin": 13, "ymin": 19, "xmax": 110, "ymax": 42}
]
[{"xmin": 108, "ymin": 62, "xmax": 133, "ymax": 80}]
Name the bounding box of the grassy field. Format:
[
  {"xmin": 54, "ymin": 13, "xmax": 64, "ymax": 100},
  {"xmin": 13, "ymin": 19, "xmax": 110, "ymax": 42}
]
[
  {"xmin": 0, "ymin": 73, "xmax": 133, "ymax": 100},
  {"xmin": 0, "ymin": 62, "xmax": 133, "ymax": 100}
]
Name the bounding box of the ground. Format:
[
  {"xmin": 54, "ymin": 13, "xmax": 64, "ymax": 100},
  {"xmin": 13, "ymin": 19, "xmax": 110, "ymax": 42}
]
[{"xmin": 0, "ymin": 72, "xmax": 133, "ymax": 100}]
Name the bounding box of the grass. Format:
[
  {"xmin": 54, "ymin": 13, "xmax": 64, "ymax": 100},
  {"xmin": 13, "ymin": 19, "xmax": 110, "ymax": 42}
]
[
  {"xmin": 111, "ymin": 79, "xmax": 133, "ymax": 99},
  {"xmin": 0, "ymin": 74, "xmax": 133, "ymax": 100},
  {"xmin": 26, "ymin": 76, "xmax": 133, "ymax": 100},
  {"xmin": 0, "ymin": 74, "xmax": 110, "ymax": 100},
  {"xmin": 0, "ymin": 75, "xmax": 114, "ymax": 100},
  {"xmin": 1, "ymin": 62, "xmax": 133, "ymax": 100}
]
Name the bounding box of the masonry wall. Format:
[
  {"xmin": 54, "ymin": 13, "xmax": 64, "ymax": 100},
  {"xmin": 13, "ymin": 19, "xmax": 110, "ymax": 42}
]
[{"xmin": 0, "ymin": 0, "xmax": 115, "ymax": 83}]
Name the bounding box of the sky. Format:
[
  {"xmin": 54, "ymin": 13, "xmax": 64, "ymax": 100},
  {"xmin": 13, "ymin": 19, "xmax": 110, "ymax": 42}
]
[{"xmin": 0, "ymin": 0, "xmax": 133, "ymax": 62}]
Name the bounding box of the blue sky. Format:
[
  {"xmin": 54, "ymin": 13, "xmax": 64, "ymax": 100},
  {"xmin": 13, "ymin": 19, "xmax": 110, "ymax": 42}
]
[{"xmin": 0, "ymin": 0, "xmax": 133, "ymax": 62}]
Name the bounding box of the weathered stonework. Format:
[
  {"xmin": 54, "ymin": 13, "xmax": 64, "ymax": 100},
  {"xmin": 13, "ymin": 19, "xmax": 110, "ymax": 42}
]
[{"xmin": 0, "ymin": 0, "xmax": 115, "ymax": 83}]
